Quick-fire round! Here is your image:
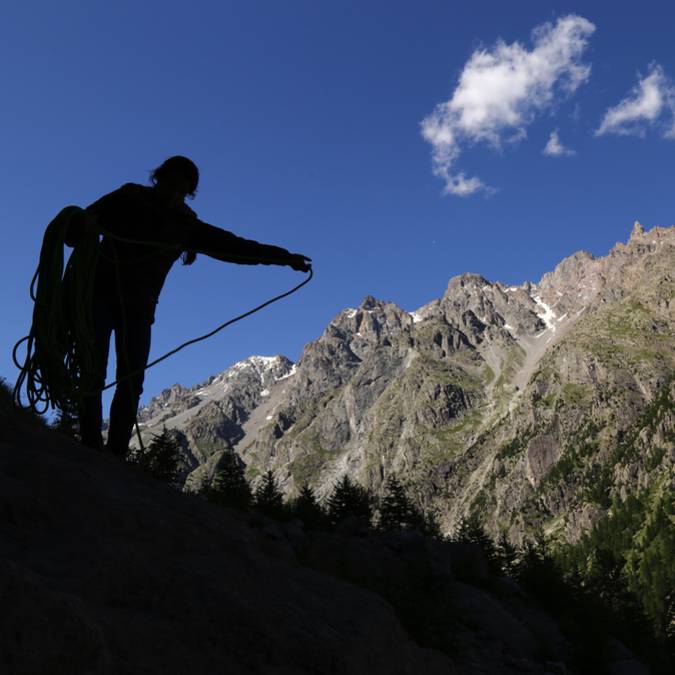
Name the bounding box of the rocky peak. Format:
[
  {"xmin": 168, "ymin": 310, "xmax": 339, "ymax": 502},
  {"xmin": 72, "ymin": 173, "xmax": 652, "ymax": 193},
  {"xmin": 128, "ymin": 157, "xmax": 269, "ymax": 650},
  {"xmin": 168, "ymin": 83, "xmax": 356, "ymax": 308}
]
[
  {"xmin": 324, "ymin": 296, "xmax": 410, "ymax": 346},
  {"xmin": 136, "ymin": 355, "xmax": 294, "ymax": 426},
  {"xmin": 537, "ymin": 250, "xmax": 595, "ymax": 289},
  {"xmin": 630, "ymin": 220, "xmax": 645, "ymax": 240},
  {"xmin": 535, "ymin": 249, "xmax": 602, "ymax": 315},
  {"xmin": 137, "ymin": 383, "xmax": 191, "ymax": 422},
  {"xmin": 231, "ymin": 355, "xmax": 294, "ymax": 383},
  {"xmin": 441, "ymin": 274, "xmax": 492, "ymax": 307},
  {"xmin": 445, "ymin": 272, "xmax": 491, "ymax": 292},
  {"xmin": 440, "ymin": 274, "xmax": 507, "ymax": 334},
  {"xmin": 359, "ymin": 295, "xmax": 380, "ymax": 310},
  {"xmin": 611, "ymin": 221, "xmax": 674, "ymax": 256}
]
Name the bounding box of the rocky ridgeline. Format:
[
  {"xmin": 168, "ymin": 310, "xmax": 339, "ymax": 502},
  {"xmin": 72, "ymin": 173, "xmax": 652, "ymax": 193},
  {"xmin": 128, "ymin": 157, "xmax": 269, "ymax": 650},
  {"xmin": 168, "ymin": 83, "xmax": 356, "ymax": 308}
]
[
  {"xmin": 137, "ymin": 354, "xmax": 294, "ymax": 426},
  {"xmin": 135, "ymin": 355, "xmax": 294, "ymax": 471},
  {"xmin": 137, "ymin": 223, "xmax": 675, "ymax": 543}
]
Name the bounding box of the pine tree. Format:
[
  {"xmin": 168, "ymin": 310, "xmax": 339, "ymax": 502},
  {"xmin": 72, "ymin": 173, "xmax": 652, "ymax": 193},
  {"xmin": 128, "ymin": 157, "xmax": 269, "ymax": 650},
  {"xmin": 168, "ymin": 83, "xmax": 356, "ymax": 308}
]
[
  {"xmin": 128, "ymin": 426, "xmax": 182, "ymax": 483},
  {"xmin": 494, "ymin": 531, "xmax": 519, "ymax": 576},
  {"xmin": 379, "ymin": 476, "xmax": 417, "ymax": 531},
  {"xmin": 253, "ymin": 469, "xmax": 285, "ymax": 519},
  {"xmin": 453, "ymin": 514, "xmax": 499, "ymax": 572},
  {"xmin": 208, "ymin": 450, "xmax": 251, "ymax": 509},
  {"xmin": 326, "ymin": 475, "xmax": 372, "ymax": 527},
  {"xmin": 419, "ymin": 508, "xmax": 443, "ymax": 539},
  {"xmin": 290, "ymin": 483, "xmax": 326, "ymax": 528},
  {"xmin": 513, "ymin": 535, "xmax": 563, "ymax": 599}
]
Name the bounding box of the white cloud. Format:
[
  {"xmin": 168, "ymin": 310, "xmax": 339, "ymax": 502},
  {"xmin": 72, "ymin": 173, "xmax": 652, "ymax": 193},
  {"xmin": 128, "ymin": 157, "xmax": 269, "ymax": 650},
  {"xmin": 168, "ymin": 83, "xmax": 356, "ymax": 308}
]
[
  {"xmin": 596, "ymin": 64, "xmax": 675, "ymax": 137},
  {"xmin": 543, "ymin": 129, "xmax": 576, "ymax": 156},
  {"xmin": 421, "ymin": 15, "xmax": 595, "ymax": 196}
]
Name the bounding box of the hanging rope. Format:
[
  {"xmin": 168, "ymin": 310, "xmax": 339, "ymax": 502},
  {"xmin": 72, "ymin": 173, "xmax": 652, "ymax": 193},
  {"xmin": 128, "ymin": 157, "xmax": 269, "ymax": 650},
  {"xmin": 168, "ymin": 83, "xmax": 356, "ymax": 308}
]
[{"xmin": 12, "ymin": 207, "xmax": 100, "ymax": 415}]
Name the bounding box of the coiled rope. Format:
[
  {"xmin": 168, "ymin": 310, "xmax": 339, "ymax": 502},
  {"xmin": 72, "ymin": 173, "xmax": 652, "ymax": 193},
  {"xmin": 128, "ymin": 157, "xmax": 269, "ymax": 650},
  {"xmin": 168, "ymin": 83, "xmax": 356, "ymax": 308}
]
[{"xmin": 12, "ymin": 207, "xmax": 100, "ymax": 415}]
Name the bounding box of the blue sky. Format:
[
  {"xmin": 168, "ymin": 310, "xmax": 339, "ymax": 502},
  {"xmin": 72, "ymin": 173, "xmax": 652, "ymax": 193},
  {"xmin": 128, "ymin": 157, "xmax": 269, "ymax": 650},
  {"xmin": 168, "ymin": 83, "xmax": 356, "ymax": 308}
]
[{"xmin": 2, "ymin": 0, "xmax": 674, "ymax": 409}]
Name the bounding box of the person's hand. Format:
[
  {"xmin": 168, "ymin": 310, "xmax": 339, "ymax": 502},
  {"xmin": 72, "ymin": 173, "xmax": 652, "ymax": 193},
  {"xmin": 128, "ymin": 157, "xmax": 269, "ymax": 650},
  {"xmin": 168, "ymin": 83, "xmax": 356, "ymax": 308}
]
[{"xmin": 288, "ymin": 253, "xmax": 312, "ymax": 273}]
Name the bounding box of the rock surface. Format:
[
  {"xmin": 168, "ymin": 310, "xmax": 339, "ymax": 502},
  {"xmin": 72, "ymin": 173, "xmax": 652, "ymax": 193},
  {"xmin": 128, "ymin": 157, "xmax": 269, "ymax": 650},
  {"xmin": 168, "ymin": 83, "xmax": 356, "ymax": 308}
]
[
  {"xmin": 1, "ymin": 398, "xmax": 457, "ymax": 675},
  {"xmin": 0, "ymin": 391, "xmax": 630, "ymax": 675}
]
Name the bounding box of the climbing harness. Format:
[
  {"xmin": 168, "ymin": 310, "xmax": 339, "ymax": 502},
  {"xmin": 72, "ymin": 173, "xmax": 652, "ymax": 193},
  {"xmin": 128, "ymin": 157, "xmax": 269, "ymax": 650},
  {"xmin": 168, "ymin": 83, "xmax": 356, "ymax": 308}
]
[{"xmin": 12, "ymin": 205, "xmax": 313, "ymax": 450}]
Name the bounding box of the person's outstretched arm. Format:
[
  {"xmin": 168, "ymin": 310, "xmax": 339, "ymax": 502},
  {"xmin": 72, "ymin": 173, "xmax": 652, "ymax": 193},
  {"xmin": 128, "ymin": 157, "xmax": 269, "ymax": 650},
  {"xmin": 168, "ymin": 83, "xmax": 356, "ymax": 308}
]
[{"xmin": 187, "ymin": 220, "xmax": 312, "ymax": 272}]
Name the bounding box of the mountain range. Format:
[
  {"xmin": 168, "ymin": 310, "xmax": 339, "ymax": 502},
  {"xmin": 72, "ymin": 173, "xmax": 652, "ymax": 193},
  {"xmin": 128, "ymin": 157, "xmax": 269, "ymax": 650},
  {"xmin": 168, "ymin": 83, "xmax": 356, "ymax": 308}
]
[{"xmin": 134, "ymin": 221, "xmax": 674, "ymax": 545}]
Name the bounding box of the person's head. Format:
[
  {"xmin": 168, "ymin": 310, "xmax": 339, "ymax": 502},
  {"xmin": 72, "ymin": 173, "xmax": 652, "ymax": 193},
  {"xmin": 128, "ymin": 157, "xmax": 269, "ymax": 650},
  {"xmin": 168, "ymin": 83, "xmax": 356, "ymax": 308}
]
[
  {"xmin": 151, "ymin": 156, "xmax": 200, "ymax": 265},
  {"xmin": 150, "ymin": 155, "xmax": 199, "ymax": 201}
]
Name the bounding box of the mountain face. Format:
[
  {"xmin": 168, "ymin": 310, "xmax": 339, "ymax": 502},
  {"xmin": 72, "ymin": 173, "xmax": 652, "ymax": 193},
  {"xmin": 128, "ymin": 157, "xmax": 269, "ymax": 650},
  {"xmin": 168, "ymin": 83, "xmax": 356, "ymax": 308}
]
[
  {"xmin": 135, "ymin": 355, "xmax": 294, "ymax": 486},
  {"xmin": 136, "ymin": 223, "xmax": 675, "ymax": 543}
]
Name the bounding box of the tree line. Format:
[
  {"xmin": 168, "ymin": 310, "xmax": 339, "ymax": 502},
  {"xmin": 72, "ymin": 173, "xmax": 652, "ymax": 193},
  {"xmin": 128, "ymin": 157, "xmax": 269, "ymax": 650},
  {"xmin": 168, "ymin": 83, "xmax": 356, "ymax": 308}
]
[
  {"xmin": 131, "ymin": 427, "xmax": 442, "ymax": 534},
  {"xmin": 58, "ymin": 421, "xmax": 675, "ymax": 671}
]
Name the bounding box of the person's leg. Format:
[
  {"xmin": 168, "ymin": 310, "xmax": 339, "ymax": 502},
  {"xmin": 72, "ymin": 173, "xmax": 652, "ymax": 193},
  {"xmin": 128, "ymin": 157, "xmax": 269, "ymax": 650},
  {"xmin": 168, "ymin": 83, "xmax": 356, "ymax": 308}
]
[
  {"xmin": 79, "ymin": 303, "xmax": 114, "ymax": 449},
  {"xmin": 106, "ymin": 314, "xmax": 152, "ymax": 457}
]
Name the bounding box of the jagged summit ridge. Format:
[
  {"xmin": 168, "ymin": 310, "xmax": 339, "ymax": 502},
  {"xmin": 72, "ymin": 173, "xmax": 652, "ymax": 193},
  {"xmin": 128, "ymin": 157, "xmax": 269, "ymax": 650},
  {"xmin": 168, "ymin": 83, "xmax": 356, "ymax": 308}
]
[
  {"xmin": 631, "ymin": 219, "xmax": 645, "ymax": 239},
  {"xmin": 136, "ymin": 223, "xmax": 674, "ymax": 546},
  {"xmin": 134, "ymin": 354, "xmax": 295, "ymax": 471}
]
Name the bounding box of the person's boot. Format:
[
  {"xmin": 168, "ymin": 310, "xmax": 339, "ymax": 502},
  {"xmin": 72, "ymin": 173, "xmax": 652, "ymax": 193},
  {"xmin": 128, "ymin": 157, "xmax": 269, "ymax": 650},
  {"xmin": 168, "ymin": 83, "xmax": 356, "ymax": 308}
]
[
  {"xmin": 81, "ymin": 437, "xmax": 104, "ymax": 451},
  {"xmin": 105, "ymin": 439, "xmax": 129, "ymax": 460},
  {"xmin": 106, "ymin": 445, "xmax": 129, "ymax": 459},
  {"xmin": 80, "ymin": 428, "xmax": 104, "ymax": 451}
]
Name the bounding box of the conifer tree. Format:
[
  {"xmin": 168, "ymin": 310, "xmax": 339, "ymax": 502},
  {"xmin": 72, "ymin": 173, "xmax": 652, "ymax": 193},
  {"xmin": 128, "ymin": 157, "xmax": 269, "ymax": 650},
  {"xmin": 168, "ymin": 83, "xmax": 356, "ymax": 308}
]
[
  {"xmin": 208, "ymin": 450, "xmax": 251, "ymax": 509},
  {"xmin": 128, "ymin": 426, "xmax": 182, "ymax": 484},
  {"xmin": 495, "ymin": 531, "xmax": 519, "ymax": 576},
  {"xmin": 326, "ymin": 475, "xmax": 372, "ymax": 527},
  {"xmin": 253, "ymin": 469, "xmax": 285, "ymax": 519},
  {"xmin": 379, "ymin": 476, "xmax": 417, "ymax": 531},
  {"xmin": 290, "ymin": 483, "xmax": 326, "ymax": 528},
  {"xmin": 418, "ymin": 507, "xmax": 443, "ymax": 539},
  {"xmin": 513, "ymin": 535, "xmax": 562, "ymax": 597},
  {"xmin": 453, "ymin": 514, "xmax": 499, "ymax": 571}
]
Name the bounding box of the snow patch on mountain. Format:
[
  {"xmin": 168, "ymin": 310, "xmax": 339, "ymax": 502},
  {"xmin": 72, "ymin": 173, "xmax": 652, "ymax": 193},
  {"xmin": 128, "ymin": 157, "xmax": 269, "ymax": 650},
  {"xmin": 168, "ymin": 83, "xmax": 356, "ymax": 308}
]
[
  {"xmin": 532, "ymin": 295, "xmax": 558, "ymax": 331},
  {"xmin": 277, "ymin": 364, "xmax": 298, "ymax": 381}
]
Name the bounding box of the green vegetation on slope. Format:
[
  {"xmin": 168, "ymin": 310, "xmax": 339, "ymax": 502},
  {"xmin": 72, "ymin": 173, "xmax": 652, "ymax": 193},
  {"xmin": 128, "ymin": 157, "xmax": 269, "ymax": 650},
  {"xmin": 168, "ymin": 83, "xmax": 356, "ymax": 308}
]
[{"xmin": 558, "ymin": 477, "xmax": 674, "ymax": 640}]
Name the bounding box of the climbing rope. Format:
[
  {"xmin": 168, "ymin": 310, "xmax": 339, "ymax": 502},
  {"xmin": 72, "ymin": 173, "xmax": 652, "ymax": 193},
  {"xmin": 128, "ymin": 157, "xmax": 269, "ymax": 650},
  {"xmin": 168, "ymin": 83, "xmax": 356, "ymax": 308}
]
[
  {"xmin": 12, "ymin": 207, "xmax": 101, "ymax": 415},
  {"xmin": 105, "ymin": 266, "xmax": 312, "ymax": 391},
  {"xmin": 12, "ymin": 206, "xmax": 313, "ymax": 431}
]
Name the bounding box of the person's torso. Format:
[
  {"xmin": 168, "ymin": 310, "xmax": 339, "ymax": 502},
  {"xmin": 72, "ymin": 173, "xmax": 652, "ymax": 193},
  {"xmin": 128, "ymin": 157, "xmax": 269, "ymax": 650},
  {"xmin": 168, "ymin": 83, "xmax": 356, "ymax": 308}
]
[{"xmin": 91, "ymin": 184, "xmax": 191, "ymax": 319}]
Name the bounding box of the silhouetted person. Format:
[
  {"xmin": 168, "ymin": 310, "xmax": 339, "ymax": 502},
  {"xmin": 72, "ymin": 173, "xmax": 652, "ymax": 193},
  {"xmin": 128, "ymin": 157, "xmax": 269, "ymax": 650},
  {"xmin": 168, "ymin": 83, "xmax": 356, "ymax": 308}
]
[{"xmin": 66, "ymin": 156, "xmax": 311, "ymax": 457}]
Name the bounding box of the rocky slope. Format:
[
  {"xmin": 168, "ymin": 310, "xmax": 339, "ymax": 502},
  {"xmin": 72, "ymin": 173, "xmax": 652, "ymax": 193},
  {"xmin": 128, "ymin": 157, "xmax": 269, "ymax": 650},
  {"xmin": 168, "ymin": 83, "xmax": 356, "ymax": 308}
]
[
  {"xmin": 133, "ymin": 355, "xmax": 294, "ymax": 484},
  {"xmin": 136, "ymin": 223, "xmax": 675, "ymax": 543},
  {"xmin": 7, "ymin": 385, "xmax": 655, "ymax": 675}
]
